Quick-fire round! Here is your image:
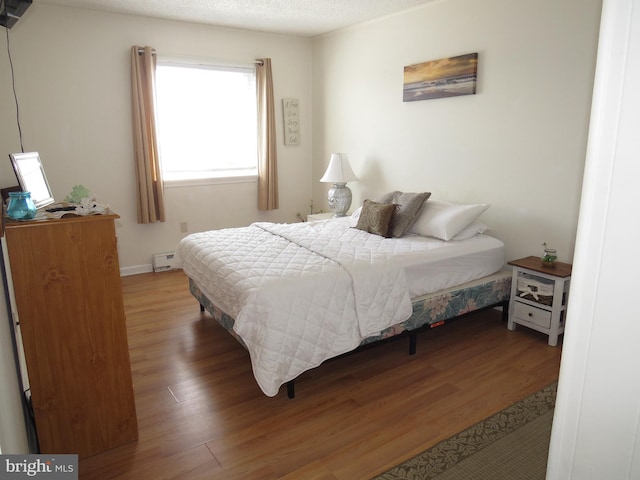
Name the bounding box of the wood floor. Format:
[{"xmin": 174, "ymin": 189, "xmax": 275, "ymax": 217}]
[{"xmin": 79, "ymin": 270, "xmax": 562, "ymax": 480}]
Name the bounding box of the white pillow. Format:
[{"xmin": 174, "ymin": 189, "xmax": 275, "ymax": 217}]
[
  {"xmin": 450, "ymin": 221, "xmax": 488, "ymax": 241},
  {"xmin": 409, "ymin": 200, "xmax": 490, "ymax": 240}
]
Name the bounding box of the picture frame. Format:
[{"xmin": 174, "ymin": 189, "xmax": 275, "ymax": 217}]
[
  {"xmin": 282, "ymin": 98, "xmax": 300, "ymax": 145},
  {"xmin": 9, "ymin": 152, "xmax": 55, "ymax": 209},
  {"xmin": 403, "ymin": 52, "xmax": 478, "ymax": 102}
]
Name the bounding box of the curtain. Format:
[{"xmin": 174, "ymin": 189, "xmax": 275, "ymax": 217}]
[
  {"xmin": 130, "ymin": 45, "xmax": 166, "ymax": 224},
  {"xmin": 256, "ymin": 58, "xmax": 279, "ymax": 211}
]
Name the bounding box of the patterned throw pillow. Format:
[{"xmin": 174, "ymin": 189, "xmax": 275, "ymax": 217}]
[
  {"xmin": 375, "ymin": 191, "xmax": 431, "ymax": 237},
  {"xmin": 355, "ymin": 199, "xmax": 397, "ymax": 237}
]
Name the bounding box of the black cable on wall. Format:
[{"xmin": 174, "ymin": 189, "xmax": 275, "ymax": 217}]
[{"xmin": 3, "ymin": 0, "xmax": 25, "ymax": 153}]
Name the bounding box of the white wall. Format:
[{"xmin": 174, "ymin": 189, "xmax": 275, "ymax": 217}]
[
  {"xmin": 0, "ymin": 0, "xmax": 602, "ymax": 268},
  {"xmin": 0, "ymin": 271, "xmax": 28, "ymax": 453},
  {"xmin": 0, "ymin": 3, "xmax": 313, "ymax": 273},
  {"xmin": 312, "ymin": 0, "xmax": 602, "ymax": 263},
  {"xmin": 547, "ymin": 0, "xmax": 640, "ymax": 477}
]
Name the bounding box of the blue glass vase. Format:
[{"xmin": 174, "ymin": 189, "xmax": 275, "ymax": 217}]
[{"xmin": 7, "ymin": 191, "xmax": 37, "ymax": 220}]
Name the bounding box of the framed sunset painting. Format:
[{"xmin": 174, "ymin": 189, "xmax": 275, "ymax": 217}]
[{"xmin": 403, "ymin": 53, "xmax": 478, "ymax": 102}]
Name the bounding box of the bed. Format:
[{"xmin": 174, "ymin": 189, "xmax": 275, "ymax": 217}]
[{"xmin": 174, "ymin": 195, "xmax": 511, "ymax": 398}]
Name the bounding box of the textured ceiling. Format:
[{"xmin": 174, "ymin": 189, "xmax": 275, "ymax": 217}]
[{"xmin": 38, "ymin": 0, "xmax": 437, "ymax": 37}]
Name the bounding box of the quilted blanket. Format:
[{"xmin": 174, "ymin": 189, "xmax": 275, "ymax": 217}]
[{"xmin": 174, "ymin": 220, "xmax": 413, "ymax": 396}]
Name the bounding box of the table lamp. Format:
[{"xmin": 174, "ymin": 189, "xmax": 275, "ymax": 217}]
[{"xmin": 320, "ymin": 153, "xmax": 358, "ymax": 217}]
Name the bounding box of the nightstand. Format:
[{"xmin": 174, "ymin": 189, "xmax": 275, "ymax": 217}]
[
  {"xmin": 507, "ymin": 256, "xmax": 572, "ymax": 346},
  {"xmin": 306, "ymin": 212, "xmax": 334, "ymax": 222}
]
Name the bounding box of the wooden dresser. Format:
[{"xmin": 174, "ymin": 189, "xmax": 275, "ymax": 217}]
[{"xmin": 2, "ymin": 213, "xmax": 138, "ymax": 458}]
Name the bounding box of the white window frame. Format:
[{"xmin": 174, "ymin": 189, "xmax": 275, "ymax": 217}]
[{"xmin": 155, "ymin": 56, "xmax": 259, "ymax": 187}]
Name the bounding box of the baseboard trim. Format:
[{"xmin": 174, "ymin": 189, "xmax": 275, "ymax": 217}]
[{"xmin": 120, "ymin": 264, "xmax": 153, "ymax": 277}]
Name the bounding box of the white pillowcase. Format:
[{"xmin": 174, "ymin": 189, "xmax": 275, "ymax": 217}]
[
  {"xmin": 409, "ymin": 200, "xmax": 490, "ymax": 241},
  {"xmin": 450, "ymin": 221, "xmax": 488, "ymax": 241}
]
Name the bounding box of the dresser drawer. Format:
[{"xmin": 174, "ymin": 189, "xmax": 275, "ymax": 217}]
[{"xmin": 513, "ymin": 302, "xmax": 551, "ymax": 329}]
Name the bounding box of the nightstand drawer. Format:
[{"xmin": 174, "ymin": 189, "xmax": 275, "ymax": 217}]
[{"xmin": 513, "ymin": 302, "xmax": 551, "ymax": 329}]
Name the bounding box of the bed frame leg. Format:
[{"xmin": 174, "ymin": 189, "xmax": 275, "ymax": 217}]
[
  {"xmin": 501, "ymin": 300, "xmax": 509, "ymax": 322},
  {"xmin": 409, "ymin": 332, "xmax": 417, "ymax": 355},
  {"xmin": 199, "ymin": 304, "xmax": 205, "ymax": 313},
  {"xmin": 287, "ymin": 380, "xmax": 295, "ymax": 399}
]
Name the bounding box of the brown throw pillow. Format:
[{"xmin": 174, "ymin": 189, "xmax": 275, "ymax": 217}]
[
  {"xmin": 374, "ymin": 191, "xmax": 431, "ymax": 237},
  {"xmin": 355, "ymin": 199, "xmax": 396, "ymax": 237}
]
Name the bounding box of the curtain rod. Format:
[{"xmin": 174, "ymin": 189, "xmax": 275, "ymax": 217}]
[{"xmin": 135, "ymin": 47, "xmax": 264, "ymax": 65}]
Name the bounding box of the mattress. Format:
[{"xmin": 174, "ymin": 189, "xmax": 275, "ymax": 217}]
[
  {"xmin": 177, "ymin": 217, "xmax": 505, "ymax": 304},
  {"xmin": 311, "ymin": 216, "xmax": 505, "ymax": 298}
]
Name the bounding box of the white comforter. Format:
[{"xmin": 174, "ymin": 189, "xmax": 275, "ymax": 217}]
[{"xmin": 174, "ymin": 220, "xmax": 413, "ymax": 397}]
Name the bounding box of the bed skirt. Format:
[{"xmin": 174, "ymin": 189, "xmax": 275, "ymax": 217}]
[{"xmin": 188, "ymin": 269, "xmax": 512, "ymax": 396}]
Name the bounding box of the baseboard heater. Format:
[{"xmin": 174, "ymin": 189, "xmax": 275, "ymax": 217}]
[{"xmin": 153, "ymin": 252, "xmax": 176, "ymax": 272}]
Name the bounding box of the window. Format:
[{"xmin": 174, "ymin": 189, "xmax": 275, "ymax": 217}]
[{"xmin": 155, "ymin": 61, "xmax": 258, "ymax": 184}]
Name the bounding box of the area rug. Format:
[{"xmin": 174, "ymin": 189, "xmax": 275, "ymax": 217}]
[{"xmin": 374, "ymin": 382, "xmax": 557, "ymax": 480}]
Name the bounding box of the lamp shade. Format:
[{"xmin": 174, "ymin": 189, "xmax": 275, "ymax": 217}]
[{"xmin": 320, "ymin": 153, "xmax": 357, "ymax": 183}]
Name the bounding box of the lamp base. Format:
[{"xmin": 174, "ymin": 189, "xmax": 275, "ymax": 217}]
[{"xmin": 327, "ymin": 183, "xmax": 352, "ymax": 217}]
